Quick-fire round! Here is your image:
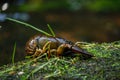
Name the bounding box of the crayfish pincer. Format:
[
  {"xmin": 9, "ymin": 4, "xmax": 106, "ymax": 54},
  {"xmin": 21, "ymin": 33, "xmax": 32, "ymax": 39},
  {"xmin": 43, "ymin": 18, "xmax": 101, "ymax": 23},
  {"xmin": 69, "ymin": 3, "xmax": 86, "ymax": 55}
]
[{"xmin": 25, "ymin": 35, "xmax": 93, "ymax": 58}]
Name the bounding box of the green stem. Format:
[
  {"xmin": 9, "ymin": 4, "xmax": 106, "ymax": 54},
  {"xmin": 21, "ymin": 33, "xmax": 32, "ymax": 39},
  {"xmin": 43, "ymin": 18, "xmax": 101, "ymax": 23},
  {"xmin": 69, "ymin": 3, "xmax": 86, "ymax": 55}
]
[
  {"xmin": 12, "ymin": 42, "xmax": 16, "ymax": 66},
  {"xmin": 6, "ymin": 17, "xmax": 52, "ymax": 36},
  {"xmin": 47, "ymin": 24, "xmax": 55, "ymax": 37}
]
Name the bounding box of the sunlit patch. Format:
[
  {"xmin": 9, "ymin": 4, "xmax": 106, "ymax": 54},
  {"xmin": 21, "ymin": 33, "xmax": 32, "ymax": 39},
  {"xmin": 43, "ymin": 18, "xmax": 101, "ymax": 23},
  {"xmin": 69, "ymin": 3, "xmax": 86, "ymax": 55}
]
[
  {"xmin": 18, "ymin": 71, "xmax": 24, "ymax": 75},
  {"xmin": 2, "ymin": 3, "xmax": 9, "ymax": 11}
]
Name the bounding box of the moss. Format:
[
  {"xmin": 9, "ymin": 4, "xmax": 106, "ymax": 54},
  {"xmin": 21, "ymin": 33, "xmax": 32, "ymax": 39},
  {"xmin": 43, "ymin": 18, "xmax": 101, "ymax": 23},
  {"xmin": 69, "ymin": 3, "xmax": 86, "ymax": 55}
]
[{"xmin": 0, "ymin": 41, "xmax": 120, "ymax": 80}]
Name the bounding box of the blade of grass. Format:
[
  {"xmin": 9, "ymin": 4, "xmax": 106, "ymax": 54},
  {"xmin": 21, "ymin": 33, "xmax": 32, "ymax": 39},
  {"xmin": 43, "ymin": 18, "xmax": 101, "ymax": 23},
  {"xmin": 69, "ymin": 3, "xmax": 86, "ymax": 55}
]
[
  {"xmin": 12, "ymin": 42, "xmax": 16, "ymax": 66},
  {"xmin": 47, "ymin": 24, "xmax": 55, "ymax": 37},
  {"xmin": 44, "ymin": 70, "xmax": 61, "ymax": 78},
  {"xmin": 26, "ymin": 58, "xmax": 58, "ymax": 79},
  {"xmin": 6, "ymin": 17, "xmax": 52, "ymax": 36}
]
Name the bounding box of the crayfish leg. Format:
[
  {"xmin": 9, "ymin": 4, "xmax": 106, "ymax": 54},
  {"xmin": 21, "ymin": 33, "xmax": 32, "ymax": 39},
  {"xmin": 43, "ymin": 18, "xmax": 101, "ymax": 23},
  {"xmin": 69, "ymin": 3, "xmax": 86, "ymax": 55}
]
[
  {"xmin": 32, "ymin": 48, "xmax": 42, "ymax": 58},
  {"xmin": 56, "ymin": 44, "xmax": 68, "ymax": 57}
]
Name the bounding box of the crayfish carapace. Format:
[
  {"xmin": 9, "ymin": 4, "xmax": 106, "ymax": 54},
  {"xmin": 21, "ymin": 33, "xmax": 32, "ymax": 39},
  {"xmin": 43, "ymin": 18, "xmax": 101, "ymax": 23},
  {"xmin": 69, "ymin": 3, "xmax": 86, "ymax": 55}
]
[{"xmin": 25, "ymin": 35, "xmax": 93, "ymax": 58}]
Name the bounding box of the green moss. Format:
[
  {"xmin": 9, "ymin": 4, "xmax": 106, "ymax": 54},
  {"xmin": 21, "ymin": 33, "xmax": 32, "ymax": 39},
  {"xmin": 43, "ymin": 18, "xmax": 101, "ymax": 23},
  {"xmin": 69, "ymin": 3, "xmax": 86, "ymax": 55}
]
[{"xmin": 0, "ymin": 41, "xmax": 120, "ymax": 80}]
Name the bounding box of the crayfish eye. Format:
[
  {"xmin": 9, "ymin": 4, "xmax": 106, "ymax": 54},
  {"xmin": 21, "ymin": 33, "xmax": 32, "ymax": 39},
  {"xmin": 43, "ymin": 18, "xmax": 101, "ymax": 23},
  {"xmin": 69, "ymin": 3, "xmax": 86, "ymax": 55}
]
[{"xmin": 66, "ymin": 40, "xmax": 73, "ymax": 45}]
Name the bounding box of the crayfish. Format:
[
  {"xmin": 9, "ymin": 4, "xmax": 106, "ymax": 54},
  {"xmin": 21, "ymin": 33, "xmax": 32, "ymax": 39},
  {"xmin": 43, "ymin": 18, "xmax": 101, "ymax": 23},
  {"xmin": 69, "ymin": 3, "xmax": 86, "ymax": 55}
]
[{"xmin": 25, "ymin": 35, "xmax": 93, "ymax": 58}]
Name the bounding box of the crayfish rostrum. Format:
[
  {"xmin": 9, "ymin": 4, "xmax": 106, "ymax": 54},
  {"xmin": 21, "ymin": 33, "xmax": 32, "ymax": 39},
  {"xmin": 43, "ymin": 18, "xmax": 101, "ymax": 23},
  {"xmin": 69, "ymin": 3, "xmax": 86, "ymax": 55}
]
[{"xmin": 25, "ymin": 35, "xmax": 93, "ymax": 58}]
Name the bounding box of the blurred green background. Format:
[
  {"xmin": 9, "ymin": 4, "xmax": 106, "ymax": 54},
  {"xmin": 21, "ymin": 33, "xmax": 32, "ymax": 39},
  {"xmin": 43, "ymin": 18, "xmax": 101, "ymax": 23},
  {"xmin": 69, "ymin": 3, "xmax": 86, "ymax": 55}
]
[{"xmin": 0, "ymin": 0, "xmax": 120, "ymax": 66}]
